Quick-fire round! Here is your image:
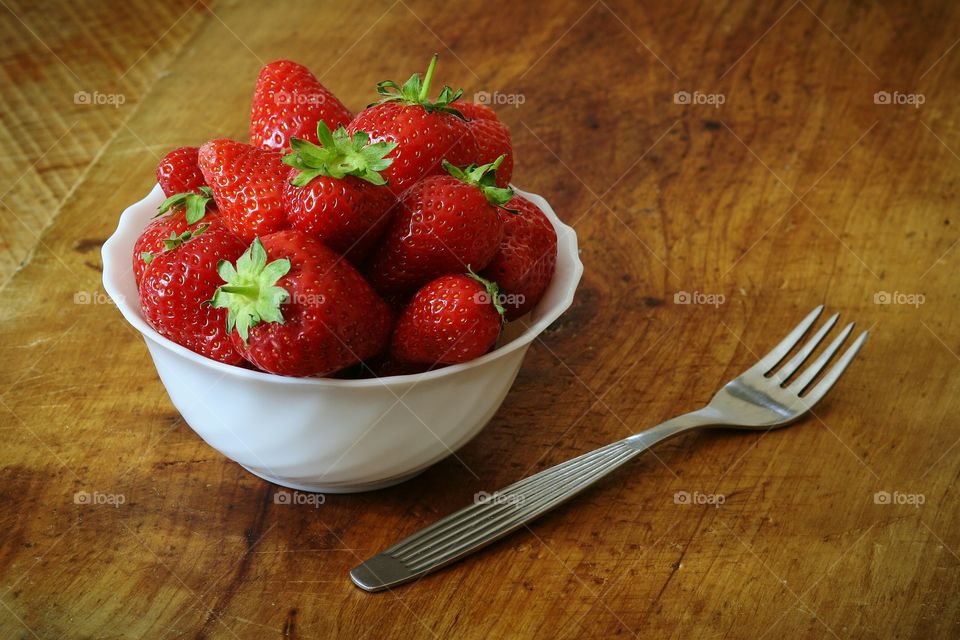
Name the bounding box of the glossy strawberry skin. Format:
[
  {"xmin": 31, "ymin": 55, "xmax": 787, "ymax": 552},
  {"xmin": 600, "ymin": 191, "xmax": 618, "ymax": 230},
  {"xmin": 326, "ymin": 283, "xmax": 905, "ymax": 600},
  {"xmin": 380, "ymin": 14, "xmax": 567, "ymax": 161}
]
[
  {"xmin": 390, "ymin": 274, "xmax": 501, "ymax": 365},
  {"xmin": 347, "ymin": 102, "xmax": 477, "ymax": 196},
  {"xmin": 233, "ymin": 230, "xmax": 392, "ymax": 377},
  {"xmin": 467, "ymin": 118, "xmax": 513, "ymax": 187},
  {"xmin": 139, "ymin": 219, "xmax": 246, "ymax": 364},
  {"xmin": 481, "ymin": 195, "xmax": 557, "ymax": 320},
  {"xmin": 283, "ymin": 170, "xmax": 396, "ymax": 262},
  {"xmin": 364, "ymin": 175, "xmax": 503, "ymax": 296},
  {"xmin": 156, "ymin": 147, "xmax": 206, "ymax": 197},
  {"xmin": 456, "ymin": 102, "xmax": 498, "ymax": 122},
  {"xmin": 133, "ymin": 208, "xmax": 217, "ymax": 287},
  {"xmin": 198, "ymin": 139, "xmax": 289, "ymax": 242},
  {"xmin": 249, "ymin": 60, "xmax": 353, "ymax": 152}
]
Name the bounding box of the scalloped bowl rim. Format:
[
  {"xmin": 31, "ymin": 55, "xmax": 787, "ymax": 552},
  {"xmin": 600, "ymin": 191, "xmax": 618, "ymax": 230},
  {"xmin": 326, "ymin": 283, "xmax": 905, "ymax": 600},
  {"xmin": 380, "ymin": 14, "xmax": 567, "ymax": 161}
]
[{"xmin": 102, "ymin": 184, "xmax": 583, "ymax": 388}]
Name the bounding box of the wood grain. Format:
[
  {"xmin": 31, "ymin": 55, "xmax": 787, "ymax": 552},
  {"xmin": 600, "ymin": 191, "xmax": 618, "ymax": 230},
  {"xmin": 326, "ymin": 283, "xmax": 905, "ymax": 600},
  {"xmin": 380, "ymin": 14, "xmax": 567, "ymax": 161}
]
[{"xmin": 1, "ymin": 0, "xmax": 958, "ymax": 638}]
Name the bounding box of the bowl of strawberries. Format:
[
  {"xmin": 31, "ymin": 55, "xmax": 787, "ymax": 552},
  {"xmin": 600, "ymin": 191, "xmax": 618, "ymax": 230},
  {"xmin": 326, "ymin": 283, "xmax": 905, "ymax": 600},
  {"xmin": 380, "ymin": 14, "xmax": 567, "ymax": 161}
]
[{"xmin": 102, "ymin": 56, "xmax": 582, "ymax": 492}]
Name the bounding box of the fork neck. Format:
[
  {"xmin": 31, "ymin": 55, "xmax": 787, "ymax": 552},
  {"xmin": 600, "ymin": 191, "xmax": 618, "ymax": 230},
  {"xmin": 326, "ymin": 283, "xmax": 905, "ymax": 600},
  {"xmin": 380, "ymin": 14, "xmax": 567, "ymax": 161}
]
[{"xmin": 623, "ymin": 408, "xmax": 719, "ymax": 451}]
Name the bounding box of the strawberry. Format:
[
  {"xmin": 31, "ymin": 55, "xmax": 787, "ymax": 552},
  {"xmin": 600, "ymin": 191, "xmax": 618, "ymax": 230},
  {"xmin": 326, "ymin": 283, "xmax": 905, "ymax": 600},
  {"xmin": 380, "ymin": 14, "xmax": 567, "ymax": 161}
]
[
  {"xmin": 282, "ymin": 122, "xmax": 398, "ymax": 261},
  {"xmin": 455, "ymin": 102, "xmax": 498, "ymax": 122},
  {"xmin": 249, "ymin": 60, "xmax": 353, "ymax": 152},
  {"xmin": 481, "ymin": 195, "xmax": 557, "ymax": 320},
  {"xmin": 156, "ymin": 146, "xmax": 206, "ymax": 197},
  {"xmin": 347, "ymin": 55, "xmax": 476, "ymax": 196},
  {"xmin": 365, "ymin": 157, "xmax": 510, "ymax": 296},
  {"xmin": 133, "ymin": 187, "xmax": 215, "ymax": 286},
  {"xmin": 466, "ymin": 117, "xmax": 513, "ymax": 187},
  {"xmin": 139, "ymin": 218, "xmax": 246, "ymax": 364},
  {"xmin": 198, "ymin": 139, "xmax": 289, "ymax": 242},
  {"xmin": 211, "ymin": 230, "xmax": 392, "ymax": 377},
  {"xmin": 390, "ymin": 273, "xmax": 504, "ymax": 365}
]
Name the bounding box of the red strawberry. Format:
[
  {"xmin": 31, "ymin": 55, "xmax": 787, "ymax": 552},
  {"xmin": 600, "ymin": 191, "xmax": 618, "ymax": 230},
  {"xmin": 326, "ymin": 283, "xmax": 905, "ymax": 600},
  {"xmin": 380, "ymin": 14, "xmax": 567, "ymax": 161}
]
[
  {"xmin": 156, "ymin": 146, "xmax": 206, "ymax": 197},
  {"xmin": 364, "ymin": 157, "xmax": 511, "ymax": 296},
  {"xmin": 456, "ymin": 102, "xmax": 498, "ymax": 122},
  {"xmin": 198, "ymin": 139, "xmax": 288, "ymax": 242},
  {"xmin": 347, "ymin": 55, "xmax": 476, "ymax": 196},
  {"xmin": 249, "ymin": 60, "xmax": 353, "ymax": 152},
  {"xmin": 139, "ymin": 218, "xmax": 246, "ymax": 364},
  {"xmin": 282, "ymin": 122, "xmax": 397, "ymax": 261},
  {"xmin": 481, "ymin": 195, "xmax": 557, "ymax": 320},
  {"xmin": 467, "ymin": 118, "xmax": 513, "ymax": 187},
  {"xmin": 211, "ymin": 230, "xmax": 392, "ymax": 377},
  {"xmin": 133, "ymin": 187, "xmax": 216, "ymax": 286},
  {"xmin": 391, "ymin": 273, "xmax": 504, "ymax": 365}
]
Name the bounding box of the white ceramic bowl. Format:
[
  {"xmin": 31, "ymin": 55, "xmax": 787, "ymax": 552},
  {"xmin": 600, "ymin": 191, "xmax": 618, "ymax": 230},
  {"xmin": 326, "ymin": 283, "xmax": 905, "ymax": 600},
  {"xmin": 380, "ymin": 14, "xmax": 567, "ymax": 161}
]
[{"xmin": 102, "ymin": 184, "xmax": 582, "ymax": 492}]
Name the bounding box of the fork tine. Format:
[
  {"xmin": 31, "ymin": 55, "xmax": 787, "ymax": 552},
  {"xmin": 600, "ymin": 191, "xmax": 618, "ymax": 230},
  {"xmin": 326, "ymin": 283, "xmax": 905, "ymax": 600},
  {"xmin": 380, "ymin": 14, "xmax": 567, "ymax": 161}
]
[
  {"xmin": 750, "ymin": 305, "xmax": 824, "ymax": 375},
  {"xmin": 773, "ymin": 312, "xmax": 839, "ymax": 383},
  {"xmin": 788, "ymin": 322, "xmax": 855, "ymax": 393},
  {"xmin": 799, "ymin": 331, "xmax": 868, "ymax": 405}
]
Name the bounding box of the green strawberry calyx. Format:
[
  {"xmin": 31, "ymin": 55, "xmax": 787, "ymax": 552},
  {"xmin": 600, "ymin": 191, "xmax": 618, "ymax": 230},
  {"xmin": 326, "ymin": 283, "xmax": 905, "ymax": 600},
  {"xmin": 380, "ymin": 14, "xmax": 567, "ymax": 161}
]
[
  {"xmin": 442, "ymin": 156, "xmax": 514, "ymax": 209},
  {"xmin": 155, "ymin": 186, "xmax": 214, "ymax": 224},
  {"xmin": 210, "ymin": 238, "xmax": 291, "ymax": 343},
  {"xmin": 140, "ymin": 223, "xmax": 210, "ymax": 265},
  {"xmin": 467, "ymin": 268, "xmax": 506, "ymax": 319},
  {"xmin": 371, "ymin": 53, "xmax": 465, "ymax": 117},
  {"xmin": 283, "ymin": 122, "xmax": 397, "ymax": 187}
]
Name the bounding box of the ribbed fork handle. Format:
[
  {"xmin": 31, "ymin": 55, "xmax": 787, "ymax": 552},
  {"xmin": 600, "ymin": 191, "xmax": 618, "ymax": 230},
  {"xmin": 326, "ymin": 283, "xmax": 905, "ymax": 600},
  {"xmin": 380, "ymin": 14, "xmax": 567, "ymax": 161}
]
[{"xmin": 350, "ymin": 412, "xmax": 710, "ymax": 592}]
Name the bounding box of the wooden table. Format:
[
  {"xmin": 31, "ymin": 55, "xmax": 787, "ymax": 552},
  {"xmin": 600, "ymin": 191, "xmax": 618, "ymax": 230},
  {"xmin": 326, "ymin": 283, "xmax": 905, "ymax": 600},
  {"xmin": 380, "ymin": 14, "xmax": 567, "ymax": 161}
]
[{"xmin": 1, "ymin": 1, "xmax": 957, "ymax": 637}]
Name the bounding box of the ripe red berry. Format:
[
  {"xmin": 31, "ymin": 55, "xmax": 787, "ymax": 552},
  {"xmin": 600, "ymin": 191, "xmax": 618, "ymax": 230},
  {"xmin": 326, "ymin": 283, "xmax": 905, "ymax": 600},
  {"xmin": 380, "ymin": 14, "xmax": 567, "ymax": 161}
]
[
  {"xmin": 134, "ymin": 187, "xmax": 216, "ymax": 286},
  {"xmin": 481, "ymin": 195, "xmax": 557, "ymax": 320},
  {"xmin": 139, "ymin": 219, "xmax": 247, "ymax": 364},
  {"xmin": 198, "ymin": 139, "xmax": 289, "ymax": 242},
  {"xmin": 211, "ymin": 230, "xmax": 392, "ymax": 377},
  {"xmin": 391, "ymin": 273, "xmax": 504, "ymax": 365},
  {"xmin": 365, "ymin": 157, "xmax": 512, "ymax": 296},
  {"xmin": 282, "ymin": 122, "xmax": 398, "ymax": 261},
  {"xmin": 156, "ymin": 147, "xmax": 206, "ymax": 197},
  {"xmin": 467, "ymin": 118, "xmax": 513, "ymax": 187},
  {"xmin": 249, "ymin": 60, "xmax": 353, "ymax": 152},
  {"xmin": 347, "ymin": 55, "xmax": 476, "ymax": 196}
]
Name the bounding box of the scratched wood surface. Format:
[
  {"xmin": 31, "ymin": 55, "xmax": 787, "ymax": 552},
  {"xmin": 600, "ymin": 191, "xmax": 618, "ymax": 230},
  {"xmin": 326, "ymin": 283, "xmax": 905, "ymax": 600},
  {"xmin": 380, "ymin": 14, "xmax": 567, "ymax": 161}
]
[{"xmin": 1, "ymin": 1, "xmax": 958, "ymax": 638}]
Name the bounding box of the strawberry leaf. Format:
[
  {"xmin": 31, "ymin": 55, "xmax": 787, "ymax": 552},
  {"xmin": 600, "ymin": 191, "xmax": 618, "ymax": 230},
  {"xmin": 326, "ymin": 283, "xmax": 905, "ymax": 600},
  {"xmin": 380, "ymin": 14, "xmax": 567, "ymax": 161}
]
[
  {"xmin": 442, "ymin": 156, "xmax": 514, "ymax": 208},
  {"xmin": 282, "ymin": 122, "xmax": 397, "ymax": 187},
  {"xmin": 210, "ymin": 238, "xmax": 291, "ymax": 343},
  {"xmin": 156, "ymin": 186, "xmax": 214, "ymax": 224}
]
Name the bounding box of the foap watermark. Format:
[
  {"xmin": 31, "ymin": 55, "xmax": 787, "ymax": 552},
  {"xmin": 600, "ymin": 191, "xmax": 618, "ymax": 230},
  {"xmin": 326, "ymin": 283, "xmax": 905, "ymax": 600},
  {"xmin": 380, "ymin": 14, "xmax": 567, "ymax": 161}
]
[
  {"xmin": 873, "ymin": 91, "xmax": 924, "ymax": 108},
  {"xmin": 290, "ymin": 292, "xmax": 326, "ymax": 306},
  {"xmin": 74, "ymin": 490, "xmax": 126, "ymax": 507},
  {"xmin": 874, "ymin": 490, "xmax": 925, "ymax": 507},
  {"xmin": 674, "ymin": 291, "xmax": 725, "ymax": 307},
  {"xmin": 874, "ymin": 291, "xmax": 925, "ymax": 307},
  {"xmin": 473, "ymin": 90, "xmax": 525, "ymax": 108},
  {"xmin": 473, "ymin": 289, "xmax": 525, "ymax": 310},
  {"xmin": 674, "ymin": 490, "xmax": 725, "ymax": 507},
  {"xmin": 674, "ymin": 90, "xmax": 725, "ymax": 108},
  {"xmin": 274, "ymin": 490, "xmax": 325, "ymax": 508},
  {"xmin": 274, "ymin": 90, "xmax": 326, "ymax": 106},
  {"xmin": 74, "ymin": 90, "xmax": 126, "ymax": 108},
  {"xmin": 74, "ymin": 290, "xmax": 120, "ymax": 305},
  {"xmin": 474, "ymin": 491, "xmax": 524, "ymax": 507}
]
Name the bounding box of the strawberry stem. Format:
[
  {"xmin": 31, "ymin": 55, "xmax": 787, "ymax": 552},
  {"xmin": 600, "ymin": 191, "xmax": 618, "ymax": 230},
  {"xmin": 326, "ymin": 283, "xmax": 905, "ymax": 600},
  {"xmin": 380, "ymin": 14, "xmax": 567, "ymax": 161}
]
[{"xmin": 419, "ymin": 54, "xmax": 438, "ymax": 103}]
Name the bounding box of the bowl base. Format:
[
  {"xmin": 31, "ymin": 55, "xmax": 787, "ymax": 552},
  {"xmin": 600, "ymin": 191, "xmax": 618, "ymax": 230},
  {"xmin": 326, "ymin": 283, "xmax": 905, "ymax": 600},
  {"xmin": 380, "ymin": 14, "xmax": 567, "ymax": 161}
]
[{"xmin": 239, "ymin": 464, "xmax": 427, "ymax": 494}]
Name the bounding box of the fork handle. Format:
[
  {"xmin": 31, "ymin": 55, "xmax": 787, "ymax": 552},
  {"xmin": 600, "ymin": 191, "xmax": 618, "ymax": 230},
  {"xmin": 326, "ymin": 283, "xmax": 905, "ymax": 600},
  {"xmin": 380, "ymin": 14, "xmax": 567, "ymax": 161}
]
[{"xmin": 350, "ymin": 412, "xmax": 711, "ymax": 592}]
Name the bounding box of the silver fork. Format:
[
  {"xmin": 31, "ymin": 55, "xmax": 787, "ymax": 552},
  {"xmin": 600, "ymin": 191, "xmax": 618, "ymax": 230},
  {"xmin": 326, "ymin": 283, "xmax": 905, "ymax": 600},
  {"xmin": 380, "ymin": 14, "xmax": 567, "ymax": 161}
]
[{"xmin": 350, "ymin": 306, "xmax": 868, "ymax": 592}]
